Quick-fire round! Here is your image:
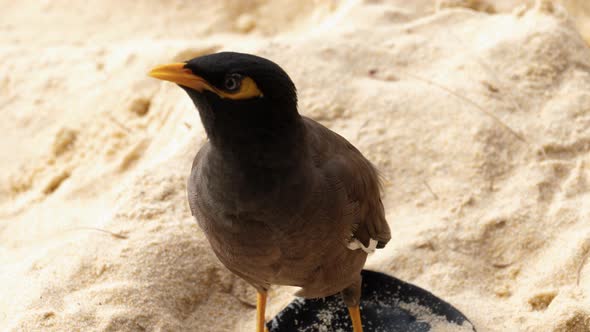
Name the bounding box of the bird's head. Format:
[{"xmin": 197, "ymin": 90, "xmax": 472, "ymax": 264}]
[{"xmin": 149, "ymin": 52, "xmax": 299, "ymax": 147}]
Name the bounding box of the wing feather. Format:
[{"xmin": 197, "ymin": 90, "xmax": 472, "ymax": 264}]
[{"xmin": 302, "ymin": 117, "xmax": 391, "ymax": 249}]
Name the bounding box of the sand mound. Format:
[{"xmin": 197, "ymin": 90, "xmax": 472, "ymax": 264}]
[{"xmin": 1, "ymin": 1, "xmax": 590, "ymax": 331}]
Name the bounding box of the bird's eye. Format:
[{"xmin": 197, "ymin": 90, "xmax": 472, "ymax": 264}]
[{"xmin": 224, "ymin": 74, "xmax": 242, "ymax": 92}]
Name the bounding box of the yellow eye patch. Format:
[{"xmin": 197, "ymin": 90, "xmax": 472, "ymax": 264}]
[
  {"xmin": 148, "ymin": 63, "xmax": 263, "ymax": 100},
  {"xmin": 215, "ymin": 77, "xmax": 263, "ymax": 100}
]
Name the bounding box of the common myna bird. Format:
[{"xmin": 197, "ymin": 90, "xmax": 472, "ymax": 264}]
[{"xmin": 149, "ymin": 52, "xmax": 391, "ymax": 332}]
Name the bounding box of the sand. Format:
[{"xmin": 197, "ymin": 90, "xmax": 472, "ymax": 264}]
[{"xmin": 1, "ymin": 0, "xmax": 590, "ymax": 331}]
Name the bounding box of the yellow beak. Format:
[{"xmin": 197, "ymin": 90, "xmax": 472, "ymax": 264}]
[
  {"xmin": 148, "ymin": 63, "xmax": 210, "ymax": 92},
  {"xmin": 148, "ymin": 62, "xmax": 264, "ymax": 100}
]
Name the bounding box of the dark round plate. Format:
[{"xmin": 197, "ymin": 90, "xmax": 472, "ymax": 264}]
[{"xmin": 267, "ymin": 270, "xmax": 476, "ymax": 332}]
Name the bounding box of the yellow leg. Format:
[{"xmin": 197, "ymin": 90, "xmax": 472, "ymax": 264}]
[
  {"xmin": 256, "ymin": 291, "xmax": 267, "ymax": 332},
  {"xmin": 348, "ymin": 306, "xmax": 363, "ymax": 332}
]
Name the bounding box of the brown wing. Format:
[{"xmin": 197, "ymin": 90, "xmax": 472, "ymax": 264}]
[{"xmin": 302, "ymin": 117, "xmax": 391, "ymax": 249}]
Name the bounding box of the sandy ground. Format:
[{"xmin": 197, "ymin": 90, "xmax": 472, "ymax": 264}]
[{"xmin": 2, "ymin": 0, "xmax": 590, "ymax": 331}]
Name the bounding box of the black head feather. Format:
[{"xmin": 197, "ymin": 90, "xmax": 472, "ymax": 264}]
[{"xmin": 181, "ymin": 52, "xmax": 303, "ymax": 167}]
